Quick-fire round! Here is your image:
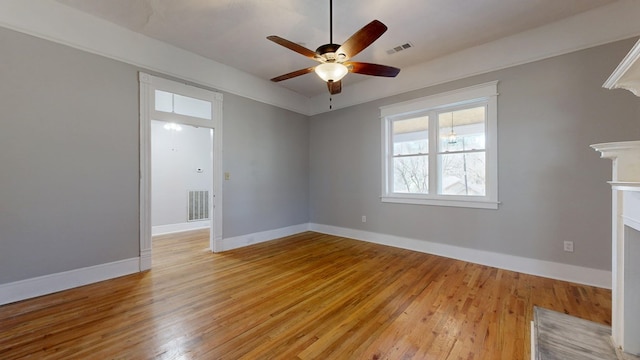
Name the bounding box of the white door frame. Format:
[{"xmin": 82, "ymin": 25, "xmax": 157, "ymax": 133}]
[{"xmin": 139, "ymin": 72, "xmax": 223, "ymax": 270}]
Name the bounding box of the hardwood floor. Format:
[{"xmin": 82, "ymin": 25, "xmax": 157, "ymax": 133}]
[{"xmin": 0, "ymin": 230, "xmax": 611, "ymax": 359}]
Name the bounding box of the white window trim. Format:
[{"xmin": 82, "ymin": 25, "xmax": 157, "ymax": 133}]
[{"xmin": 380, "ymin": 81, "xmax": 499, "ymax": 210}]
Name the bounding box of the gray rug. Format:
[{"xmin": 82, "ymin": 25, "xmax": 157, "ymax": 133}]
[{"xmin": 533, "ymin": 306, "xmax": 618, "ymax": 360}]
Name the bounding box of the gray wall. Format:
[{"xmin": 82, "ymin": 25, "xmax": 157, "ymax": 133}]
[
  {"xmin": 1, "ymin": 22, "xmax": 637, "ymax": 286},
  {"xmin": 0, "ymin": 27, "xmax": 310, "ymax": 284},
  {"xmin": 222, "ymin": 93, "xmax": 309, "ymax": 237},
  {"xmin": 309, "ymin": 38, "xmax": 640, "ymax": 271},
  {"xmin": 0, "ymin": 27, "xmax": 139, "ymax": 283}
]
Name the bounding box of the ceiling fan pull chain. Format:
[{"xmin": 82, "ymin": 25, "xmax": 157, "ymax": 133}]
[{"xmin": 329, "ymin": 96, "xmax": 332, "ymax": 110}]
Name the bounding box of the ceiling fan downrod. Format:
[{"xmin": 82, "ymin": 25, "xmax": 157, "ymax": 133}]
[
  {"xmin": 329, "ymin": 0, "xmax": 333, "ymax": 45},
  {"xmin": 316, "ymin": 0, "xmax": 340, "ymax": 59}
]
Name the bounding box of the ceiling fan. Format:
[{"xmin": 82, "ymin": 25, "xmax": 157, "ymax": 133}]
[{"xmin": 267, "ymin": 0, "xmax": 400, "ymax": 95}]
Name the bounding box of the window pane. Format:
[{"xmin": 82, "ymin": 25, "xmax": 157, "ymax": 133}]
[
  {"xmin": 155, "ymin": 90, "xmax": 173, "ymax": 113},
  {"xmin": 393, "ymin": 155, "xmax": 428, "ymax": 193},
  {"xmin": 438, "ymin": 107, "xmax": 485, "ymax": 152},
  {"xmin": 439, "ymin": 152, "xmax": 485, "ymax": 196},
  {"xmin": 393, "ymin": 116, "xmax": 428, "ymax": 156},
  {"xmin": 174, "ymin": 94, "xmax": 212, "ymax": 120}
]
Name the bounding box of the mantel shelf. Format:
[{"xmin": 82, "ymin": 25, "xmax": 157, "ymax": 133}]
[
  {"xmin": 603, "ymin": 38, "xmax": 640, "ymax": 96},
  {"xmin": 591, "ymin": 141, "xmax": 640, "ymax": 183},
  {"xmin": 609, "ymin": 181, "xmax": 640, "ymax": 191}
]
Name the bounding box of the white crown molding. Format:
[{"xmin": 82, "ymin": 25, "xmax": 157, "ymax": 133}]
[
  {"xmin": 0, "ymin": 0, "xmax": 310, "ymax": 115},
  {"xmin": 1, "ymin": 1, "xmax": 639, "ymax": 116},
  {"xmin": 309, "ymin": 0, "xmax": 640, "ymax": 115}
]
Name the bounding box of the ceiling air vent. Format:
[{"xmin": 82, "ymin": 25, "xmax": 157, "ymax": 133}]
[{"xmin": 386, "ymin": 42, "xmax": 413, "ymax": 55}]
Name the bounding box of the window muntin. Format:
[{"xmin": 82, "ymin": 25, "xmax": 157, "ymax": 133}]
[
  {"xmin": 154, "ymin": 90, "xmax": 212, "ymax": 120},
  {"xmin": 155, "ymin": 90, "xmax": 174, "ymax": 113},
  {"xmin": 381, "ymin": 82, "xmax": 498, "ymax": 209}
]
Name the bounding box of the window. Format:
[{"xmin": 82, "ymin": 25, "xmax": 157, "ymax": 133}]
[
  {"xmin": 381, "ymin": 82, "xmax": 498, "ymax": 209},
  {"xmin": 155, "ymin": 90, "xmax": 212, "ymax": 120}
]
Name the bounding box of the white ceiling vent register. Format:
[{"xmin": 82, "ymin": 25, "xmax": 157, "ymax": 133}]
[
  {"xmin": 386, "ymin": 42, "xmax": 413, "ymax": 55},
  {"xmin": 188, "ymin": 190, "xmax": 209, "ymax": 221}
]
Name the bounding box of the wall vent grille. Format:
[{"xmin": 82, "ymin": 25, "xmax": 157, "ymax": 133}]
[{"xmin": 188, "ymin": 190, "xmax": 209, "ymax": 221}]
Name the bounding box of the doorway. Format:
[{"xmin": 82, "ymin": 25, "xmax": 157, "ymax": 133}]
[
  {"xmin": 139, "ymin": 73, "xmax": 223, "ymax": 271},
  {"xmin": 151, "ymin": 121, "xmax": 212, "ymax": 236}
]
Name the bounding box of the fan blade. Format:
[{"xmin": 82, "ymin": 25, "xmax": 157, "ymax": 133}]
[
  {"xmin": 336, "ymin": 20, "xmax": 387, "ymax": 61},
  {"xmin": 345, "ymin": 62, "xmax": 400, "ymax": 77},
  {"xmin": 270, "ymin": 67, "xmax": 315, "ymax": 82},
  {"xmin": 267, "ymin": 35, "xmax": 319, "ymax": 60},
  {"xmin": 327, "ymin": 80, "xmax": 342, "ymax": 94}
]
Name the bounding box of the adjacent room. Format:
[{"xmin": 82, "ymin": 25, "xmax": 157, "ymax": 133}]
[{"xmin": 1, "ymin": 0, "xmax": 640, "ymax": 359}]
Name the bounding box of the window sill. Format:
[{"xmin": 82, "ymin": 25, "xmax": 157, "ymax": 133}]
[{"xmin": 381, "ymin": 195, "xmax": 500, "ymax": 210}]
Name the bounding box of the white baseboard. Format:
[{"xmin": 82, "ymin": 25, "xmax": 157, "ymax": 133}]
[
  {"xmin": 152, "ymin": 221, "xmax": 210, "ymax": 236},
  {"xmin": 308, "ymin": 223, "xmax": 612, "ymax": 289},
  {"xmin": 0, "ymin": 257, "xmax": 140, "ymax": 306},
  {"xmin": 216, "ymin": 223, "xmax": 310, "ymax": 252},
  {"xmin": 1, "ymin": 223, "xmax": 611, "ymax": 306}
]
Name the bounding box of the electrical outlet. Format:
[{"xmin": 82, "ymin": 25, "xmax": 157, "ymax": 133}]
[
  {"xmin": 563, "ymin": 241, "xmax": 574, "ymax": 252},
  {"xmin": 362, "ymin": 215, "xmax": 366, "ymax": 223},
  {"xmin": 224, "ymin": 172, "xmax": 230, "ymax": 180}
]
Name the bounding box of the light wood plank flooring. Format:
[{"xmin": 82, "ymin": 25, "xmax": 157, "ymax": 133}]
[{"xmin": 0, "ymin": 230, "xmax": 611, "ymax": 359}]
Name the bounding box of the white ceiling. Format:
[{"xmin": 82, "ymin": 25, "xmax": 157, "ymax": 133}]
[{"xmin": 54, "ymin": 0, "xmax": 619, "ymax": 98}]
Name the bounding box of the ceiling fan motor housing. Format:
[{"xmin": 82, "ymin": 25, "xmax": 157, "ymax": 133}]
[
  {"xmin": 316, "ymin": 43, "xmax": 343, "ymax": 61},
  {"xmin": 267, "ymin": 16, "xmax": 399, "ymax": 96}
]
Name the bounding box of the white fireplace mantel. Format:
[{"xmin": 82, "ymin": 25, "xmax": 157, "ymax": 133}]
[
  {"xmin": 531, "ymin": 38, "xmax": 640, "ymax": 360},
  {"xmin": 591, "ymin": 141, "xmax": 640, "ymax": 357},
  {"xmin": 592, "ymin": 141, "xmax": 640, "ymax": 183},
  {"xmin": 591, "ymin": 37, "xmax": 640, "ymax": 358}
]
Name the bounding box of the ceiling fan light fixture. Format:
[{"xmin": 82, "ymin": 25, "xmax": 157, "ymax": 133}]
[
  {"xmin": 315, "ymin": 62, "xmax": 348, "ymax": 82},
  {"xmin": 267, "ymin": 0, "xmax": 399, "ymax": 95}
]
